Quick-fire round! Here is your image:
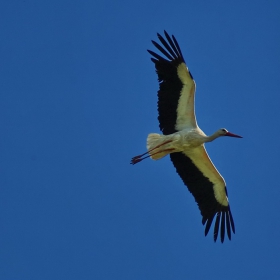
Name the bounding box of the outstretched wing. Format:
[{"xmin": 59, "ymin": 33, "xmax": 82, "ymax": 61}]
[
  {"xmin": 170, "ymin": 146, "xmax": 235, "ymax": 243},
  {"xmin": 148, "ymin": 31, "xmax": 197, "ymax": 135}
]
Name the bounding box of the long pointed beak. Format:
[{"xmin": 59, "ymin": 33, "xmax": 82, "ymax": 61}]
[{"xmin": 225, "ymin": 132, "xmax": 243, "ymax": 138}]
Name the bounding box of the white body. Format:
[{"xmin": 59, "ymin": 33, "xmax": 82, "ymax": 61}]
[{"xmin": 147, "ymin": 127, "xmax": 228, "ymax": 206}]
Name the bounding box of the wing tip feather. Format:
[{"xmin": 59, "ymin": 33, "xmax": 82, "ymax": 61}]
[
  {"xmin": 148, "ymin": 31, "xmax": 185, "ymax": 64},
  {"xmin": 203, "ymin": 207, "xmax": 235, "ymax": 243}
]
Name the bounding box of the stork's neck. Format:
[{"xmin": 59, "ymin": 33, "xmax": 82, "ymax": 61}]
[{"xmin": 205, "ymin": 131, "xmax": 221, "ymax": 143}]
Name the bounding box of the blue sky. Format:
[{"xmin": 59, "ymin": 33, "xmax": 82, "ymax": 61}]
[{"xmin": 0, "ymin": 0, "xmax": 279, "ymax": 279}]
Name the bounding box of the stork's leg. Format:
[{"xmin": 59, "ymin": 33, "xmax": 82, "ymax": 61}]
[
  {"xmin": 130, "ymin": 149, "xmax": 175, "ymax": 165},
  {"xmin": 130, "ymin": 139, "xmax": 173, "ymax": 165}
]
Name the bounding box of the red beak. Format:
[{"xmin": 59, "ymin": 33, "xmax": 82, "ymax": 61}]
[{"xmin": 225, "ymin": 132, "xmax": 243, "ymax": 138}]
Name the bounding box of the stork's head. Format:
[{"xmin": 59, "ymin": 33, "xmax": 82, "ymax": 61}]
[{"xmin": 219, "ymin": 128, "xmax": 242, "ymax": 138}]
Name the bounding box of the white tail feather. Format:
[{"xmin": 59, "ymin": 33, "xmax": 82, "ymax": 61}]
[
  {"xmin": 147, "ymin": 133, "xmax": 161, "ymax": 150},
  {"xmin": 146, "ymin": 133, "xmax": 171, "ymax": 160}
]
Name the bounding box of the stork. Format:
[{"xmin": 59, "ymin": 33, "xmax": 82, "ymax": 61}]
[{"xmin": 131, "ymin": 31, "xmax": 242, "ymax": 243}]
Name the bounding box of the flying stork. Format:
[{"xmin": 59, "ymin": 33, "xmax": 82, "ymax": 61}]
[{"xmin": 131, "ymin": 31, "xmax": 242, "ymax": 243}]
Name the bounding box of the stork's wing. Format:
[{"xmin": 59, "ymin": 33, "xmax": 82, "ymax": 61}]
[
  {"xmin": 148, "ymin": 31, "xmax": 197, "ymax": 135},
  {"xmin": 170, "ymin": 146, "xmax": 235, "ymax": 242}
]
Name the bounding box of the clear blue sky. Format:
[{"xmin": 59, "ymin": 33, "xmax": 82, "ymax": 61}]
[{"xmin": 0, "ymin": 0, "xmax": 279, "ymax": 279}]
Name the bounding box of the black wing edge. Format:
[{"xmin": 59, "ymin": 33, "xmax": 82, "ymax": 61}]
[
  {"xmin": 170, "ymin": 152, "xmax": 235, "ymax": 243},
  {"xmin": 147, "ymin": 30, "xmax": 185, "ymax": 64},
  {"xmin": 148, "ymin": 31, "xmax": 188, "ymax": 135},
  {"xmin": 203, "ymin": 205, "xmax": 235, "ymax": 243}
]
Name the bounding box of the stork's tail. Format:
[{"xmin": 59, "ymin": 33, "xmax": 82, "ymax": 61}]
[
  {"xmin": 131, "ymin": 133, "xmax": 174, "ymax": 165},
  {"xmin": 146, "ymin": 133, "xmax": 171, "ymax": 160}
]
